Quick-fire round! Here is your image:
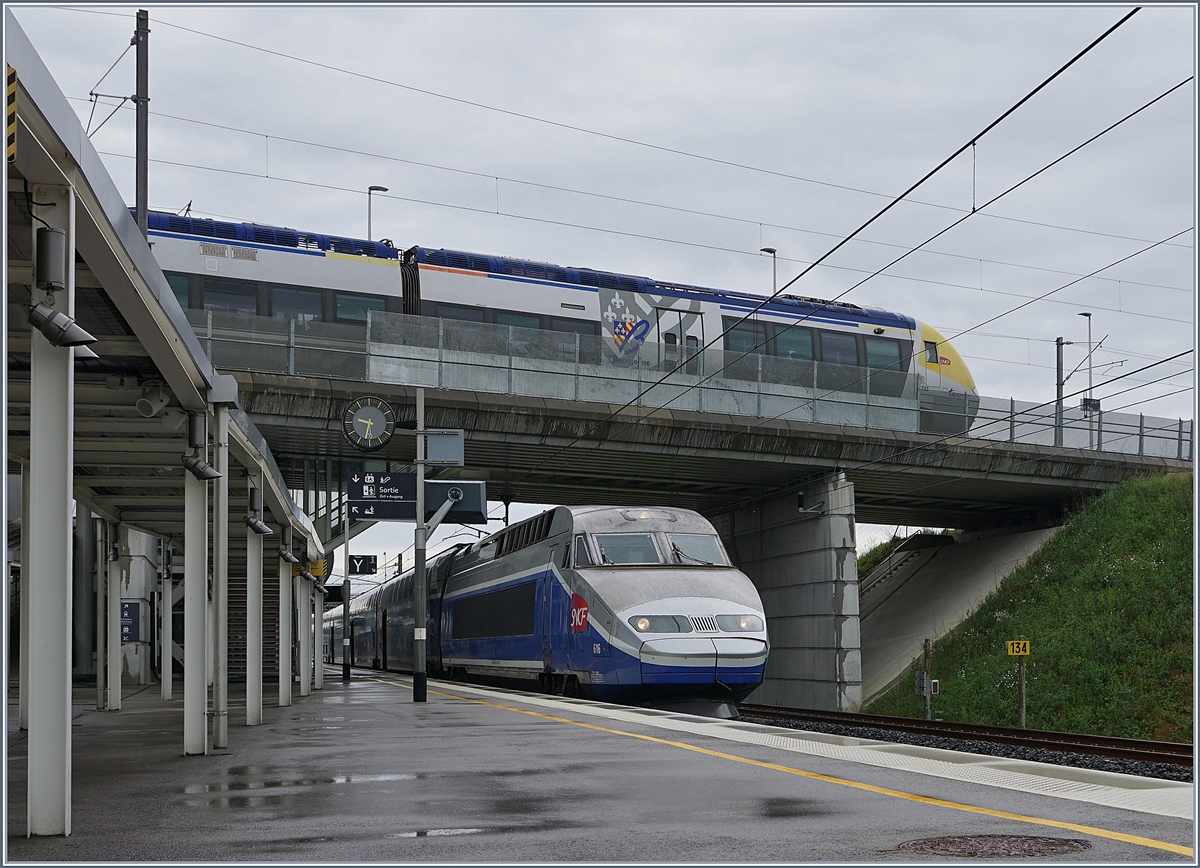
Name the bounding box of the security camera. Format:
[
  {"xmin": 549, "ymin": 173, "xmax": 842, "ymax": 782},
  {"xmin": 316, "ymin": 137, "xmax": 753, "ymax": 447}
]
[{"xmin": 448, "ymin": 487, "xmax": 464, "ymax": 502}]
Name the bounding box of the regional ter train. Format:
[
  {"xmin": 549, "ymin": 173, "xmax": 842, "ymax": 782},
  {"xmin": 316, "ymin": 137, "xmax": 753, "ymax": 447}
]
[
  {"xmin": 323, "ymin": 505, "xmax": 768, "ymax": 718},
  {"xmin": 142, "ymin": 209, "xmax": 979, "ymax": 434}
]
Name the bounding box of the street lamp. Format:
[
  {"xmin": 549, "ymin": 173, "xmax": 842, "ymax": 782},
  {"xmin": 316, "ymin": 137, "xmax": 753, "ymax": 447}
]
[
  {"xmin": 760, "ymin": 247, "xmax": 777, "ymax": 294},
  {"xmin": 367, "ymin": 185, "xmax": 388, "ymax": 239}
]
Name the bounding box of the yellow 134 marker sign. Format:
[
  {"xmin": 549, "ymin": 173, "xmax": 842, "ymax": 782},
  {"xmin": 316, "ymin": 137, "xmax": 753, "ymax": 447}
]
[{"xmin": 1007, "ymin": 640, "xmax": 1030, "ymax": 656}]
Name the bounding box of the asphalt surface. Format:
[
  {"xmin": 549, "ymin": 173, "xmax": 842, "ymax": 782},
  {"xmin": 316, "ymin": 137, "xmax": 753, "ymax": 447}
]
[{"xmin": 5, "ymin": 671, "xmax": 1194, "ymax": 862}]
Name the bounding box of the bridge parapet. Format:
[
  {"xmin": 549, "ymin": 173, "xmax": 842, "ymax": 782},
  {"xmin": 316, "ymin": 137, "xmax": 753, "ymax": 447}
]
[{"xmin": 189, "ymin": 309, "xmax": 1192, "ymax": 461}]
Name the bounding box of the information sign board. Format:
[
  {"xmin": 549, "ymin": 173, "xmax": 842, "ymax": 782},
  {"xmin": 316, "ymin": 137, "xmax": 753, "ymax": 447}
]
[
  {"xmin": 1006, "ymin": 639, "xmax": 1030, "ymax": 656},
  {"xmin": 121, "ymin": 601, "xmax": 140, "ymax": 643},
  {"xmin": 348, "ymin": 555, "xmax": 377, "ymax": 575},
  {"xmin": 345, "ymin": 471, "xmax": 488, "ymax": 524}
]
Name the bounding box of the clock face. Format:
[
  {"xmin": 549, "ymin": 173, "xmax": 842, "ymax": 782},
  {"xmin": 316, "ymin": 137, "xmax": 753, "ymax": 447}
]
[{"xmin": 342, "ymin": 396, "xmax": 396, "ymax": 452}]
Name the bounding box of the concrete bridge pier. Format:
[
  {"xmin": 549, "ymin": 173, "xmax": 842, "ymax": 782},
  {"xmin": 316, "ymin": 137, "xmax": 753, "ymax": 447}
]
[{"xmin": 714, "ymin": 472, "xmax": 861, "ymax": 711}]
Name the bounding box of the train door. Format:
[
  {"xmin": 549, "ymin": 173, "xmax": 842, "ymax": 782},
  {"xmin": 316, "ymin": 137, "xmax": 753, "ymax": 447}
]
[
  {"xmin": 547, "ymin": 547, "xmax": 571, "ymax": 671},
  {"xmin": 380, "ymin": 610, "xmax": 388, "ymax": 670},
  {"xmin": 655, "ymin": 309, "xmax": 703, "ymax": 375}
]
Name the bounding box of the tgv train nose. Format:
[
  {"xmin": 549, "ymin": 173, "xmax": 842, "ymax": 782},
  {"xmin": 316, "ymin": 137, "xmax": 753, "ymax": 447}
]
[{"xmin": 639, "ymin": 637, "xmax": 768, "ymax": 685}]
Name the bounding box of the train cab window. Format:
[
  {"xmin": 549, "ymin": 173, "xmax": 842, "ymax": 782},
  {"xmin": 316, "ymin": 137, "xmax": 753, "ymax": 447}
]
[
  {"xmin": 335, "ymin": 292, "xmax": 386, "ymax": 323},
  {"xmin": 496, "ymin": 311, "xmax": 542, "ymax": 331},
  {"xmin": 272, "ymin": 287, "xmax": 323, "ymax": 322},
  {"xmin": 166, "ymin": 274, "xmax": 190, "ymax": 309},
  {"xmin": 774, "ymin": 327, "xmax": 813, "ymax": 361},
  {"xmin": 667, "ymin": 533, "xmax": 728, "ymax": 566},
  {"xmin": 819, "ymin": 331, "xmax": 859, "ymax": 367},
  {"xmin": 593, "ymin": 533, "xmax": 662, "ymax": 565},
  {"xmin": 572, "ymin": 534, "xmax": 592, "ymax": 568},
  {"xmin": 864, "ymin": 336, "xmax": 902, "ymax": 371},
  {"xmin": 925, "ymin": 340, "xmax": 939, "ymax": 364}
]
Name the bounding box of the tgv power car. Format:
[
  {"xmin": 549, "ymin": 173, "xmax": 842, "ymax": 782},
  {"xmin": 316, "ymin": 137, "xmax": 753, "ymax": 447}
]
[
  {"xmin": 323, "ymin": 506, "xmax": 768, "ymax": 718},
  {"xmin": 143, "ymin": 209, "xmax": 980, "ymax": 434}
]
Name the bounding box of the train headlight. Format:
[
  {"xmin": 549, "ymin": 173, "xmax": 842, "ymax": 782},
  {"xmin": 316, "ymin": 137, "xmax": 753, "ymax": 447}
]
[
  {"xmin": 716, "ymin": 614, "xmax": 764, "ymax": 632},
  {"xmin": 628, "ymin": 615, "xmax": 692, "ymax": 633}
]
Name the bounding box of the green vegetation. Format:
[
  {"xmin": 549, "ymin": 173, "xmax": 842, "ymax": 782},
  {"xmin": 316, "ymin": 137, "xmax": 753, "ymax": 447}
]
[{"xmin": 865, "ymin": 472, "xmax": 1193, "ymax": 742}]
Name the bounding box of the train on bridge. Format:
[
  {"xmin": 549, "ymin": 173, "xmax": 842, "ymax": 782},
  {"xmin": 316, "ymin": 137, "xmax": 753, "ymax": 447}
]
[
  {"xmin": 322, "ymin": 505, "xmax": 768, "ymax": 718},
  {"xmin": 144, "ymin": 209, "xmax": 979, "ymax": 433}
]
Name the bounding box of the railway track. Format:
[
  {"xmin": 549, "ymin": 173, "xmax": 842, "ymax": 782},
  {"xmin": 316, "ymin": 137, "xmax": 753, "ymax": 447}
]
[{"xmin": 737, "ymin": 704, "xmax": 1193, "ymax": 767}]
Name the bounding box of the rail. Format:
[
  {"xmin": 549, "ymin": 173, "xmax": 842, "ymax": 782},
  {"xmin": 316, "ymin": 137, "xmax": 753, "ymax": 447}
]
[
  {"xmin": 737, "ymin": 704, "xmax": 1193, "ymax": 767},
  {"xmin": 189, "ymin": 309, "xmax": 1192, "ymax": 459}
]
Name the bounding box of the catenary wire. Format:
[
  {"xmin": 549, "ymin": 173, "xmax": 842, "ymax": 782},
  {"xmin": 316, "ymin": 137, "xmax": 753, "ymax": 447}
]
[
  {"xmin": 652, "ymin": 228, "xmax": 1191, "ymax": 471},
  {"xmin": 70, "ymin": 94, "xmax": 1194, "ymax": 292},
  {"xmin": 44, "ymin": 5, "xmax": 1182, "ymax": 256},
  {"xmin": 97, "ymin": 148, "xmax": 1193, "ymax": 329}
]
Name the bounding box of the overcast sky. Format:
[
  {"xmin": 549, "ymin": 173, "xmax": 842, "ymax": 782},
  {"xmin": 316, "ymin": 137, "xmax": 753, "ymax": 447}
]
[{"xmin": 10, "ymin": 4, "xmax": 1196, "ymax": 565}]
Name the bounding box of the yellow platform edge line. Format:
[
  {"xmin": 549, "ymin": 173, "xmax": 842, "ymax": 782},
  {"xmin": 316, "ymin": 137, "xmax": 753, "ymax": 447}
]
[{"xmin": 366, "ymin": 679, "xmax": 1191, "ymax": 858}]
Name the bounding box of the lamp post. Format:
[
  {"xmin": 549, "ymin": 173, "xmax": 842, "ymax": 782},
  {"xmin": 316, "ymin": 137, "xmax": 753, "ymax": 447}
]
[
  {"xmin": 367, "ymin": 185, "xmax": 388, "ymax": 239},
  {"xmin": 760, "ymin": 247, "xmax": 777, "ymax": 294}
]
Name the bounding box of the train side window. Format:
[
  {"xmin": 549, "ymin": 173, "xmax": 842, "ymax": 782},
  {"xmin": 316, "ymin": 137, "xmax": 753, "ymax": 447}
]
[
  {"xmin": 437, "ymin": 303, "xmax": 486, "ymax": 322},
  {"xmin": 572, "ymin": 534, "xmax": 593, "ymax": 568},
  {"xmin": 925, "ymin": 340, "xmax": 939, "ymax": 364},
  {"xmin": 336, "ymin": 292, "xmax": 386, "ymax": 323},
  {"xmin": 166, "ymin": 273, "xmax": 190, "ymax": 309},
  {"xmin": 549, "ymin": 317, "xmax": 598, "ymax": 336},
  {"xmin": 724, "ymin": 319, "xmax": 768, "ymax": 355},
  {"xmin": 864, "ymin": 336, "xmax": 901, "ymax": 370},
  {"xmin": 496, "ymin": 311, "xmax": 542, "ymax": 330},
  {"xmin": 202, "ymin": 277, "xmax": 258, "ymax": 315},
  {"xmin": 773, "ymin": 327, "xmax": 813, "ymax": 360},
  {"xmin": 819, "ymin": 331, "xmax": 859, "ymax": 366},
  {"xmin": 272, "ymin": 287, "xmax": 323, "ymax": 322}
]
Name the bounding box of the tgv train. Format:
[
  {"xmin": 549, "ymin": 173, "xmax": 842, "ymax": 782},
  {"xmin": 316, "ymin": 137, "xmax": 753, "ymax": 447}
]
[
  {"xmin": 322, "ymin": 506, "xmax": 768, "ymax": 717},
  {"xmin": 143, "ymin": 209, "xmax": 979, "ymax": 433}
]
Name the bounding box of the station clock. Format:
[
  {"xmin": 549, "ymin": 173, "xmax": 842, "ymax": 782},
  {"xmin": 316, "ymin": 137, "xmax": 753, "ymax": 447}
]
[{"xmin": 342, "ymin": 396, "xmax": 396, "ymax": 452}]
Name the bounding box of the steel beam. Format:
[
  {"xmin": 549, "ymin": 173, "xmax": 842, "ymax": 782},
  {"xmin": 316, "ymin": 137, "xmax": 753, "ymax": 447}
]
[
  {"xmin": 19, "ymin": 460, "xmax": 29, "ymax": 730},
  {"xmin": 277, "ymin": 546, "xmax": 292, "ymax": 708},
  {"xmin": 106, "ymin": 528, "xmax": 121, "ymax": 711},
  {"xmin": 212, "ymin": 406, "xmax": 229, "ymax": 749},
  {"xmin": 297, "ymin": 574, "xmax": 311, "ymax": 697},
  {"xmin": 25, "ymin": 184, "xmax": 74, "ymax": 836},
  {"xmin": 183, "ymin": 471, "xmax": 207, "ymax": 755},
  {"xmin": 313, "ymin": 587, "xmax": 324, "ymax": 691},
  {"xmin": 245, "ymin": 510, "xmax": 263, "ymax": 725}
]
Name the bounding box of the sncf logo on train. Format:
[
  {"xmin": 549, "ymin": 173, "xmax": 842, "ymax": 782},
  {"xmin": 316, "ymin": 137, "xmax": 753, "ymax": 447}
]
[{"xmin": 569, "ymin": 594, "xmax": 589, "ymax": 632}]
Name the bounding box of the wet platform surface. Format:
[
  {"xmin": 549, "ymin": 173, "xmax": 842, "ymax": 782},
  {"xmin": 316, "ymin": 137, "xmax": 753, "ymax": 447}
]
[{"xmin": 6, "ymin": 670, "xmax": 1194, "ymax": 862}]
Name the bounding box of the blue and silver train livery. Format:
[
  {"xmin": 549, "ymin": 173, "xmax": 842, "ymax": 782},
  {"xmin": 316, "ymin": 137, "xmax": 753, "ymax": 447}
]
[
  {"xmin": 322, "ymin": 505, "xmax": 768, "ymax": 717},
  {"xmin": 142, "ymin": 209, "xmax": 980, "ymax": 435}
]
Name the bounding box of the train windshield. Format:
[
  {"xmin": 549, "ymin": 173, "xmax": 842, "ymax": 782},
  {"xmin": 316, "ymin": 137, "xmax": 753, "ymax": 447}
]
[
  {"xmin": 667, "ymin": 533, "xmax": 728, "ymax": 566},
  {"xmin": 594, "ymin": 533, "xmax": 661, "ymax": 565}
]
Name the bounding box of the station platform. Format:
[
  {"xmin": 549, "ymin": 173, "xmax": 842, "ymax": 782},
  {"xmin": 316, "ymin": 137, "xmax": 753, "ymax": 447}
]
[{"xmin": 6, "ymin": 670, "xmax": 1194, "ymax": 862}]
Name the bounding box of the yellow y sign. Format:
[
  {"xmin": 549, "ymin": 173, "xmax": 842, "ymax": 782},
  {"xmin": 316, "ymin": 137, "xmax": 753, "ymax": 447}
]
[{"xmin": 1007, "ymin": 639, "xmax": 1030, "ymax": 656}]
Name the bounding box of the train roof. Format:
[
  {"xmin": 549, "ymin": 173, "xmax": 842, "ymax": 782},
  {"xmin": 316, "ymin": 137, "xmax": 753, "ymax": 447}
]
[{"xmin": 141, "ymin": 208, "xmax": 916, "ymax": 329}]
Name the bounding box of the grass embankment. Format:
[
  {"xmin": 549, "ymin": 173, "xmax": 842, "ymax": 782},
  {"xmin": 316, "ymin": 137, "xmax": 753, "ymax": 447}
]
[{"xmin": 865, "ymin": 472, "xmax": 1193, "ymax": 742}]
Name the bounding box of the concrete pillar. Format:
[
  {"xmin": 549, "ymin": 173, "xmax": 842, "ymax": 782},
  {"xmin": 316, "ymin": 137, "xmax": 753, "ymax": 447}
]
[
  {"xmin": 278, "ymin": 548, "xmax": 293, "ymax": 707},
  {"xmin": 297, "ymin": 575, "xmax": 312, "ymax": 696},
  {"xmin": 19, "ymin": 460, "xmax": 29, "ymax": 730},
  {"xmin": 212, "ymin": 406, "xmax": 229, "ymax": 749},
  {"xmin": 160, "ymin": 546, "xmax": 172, "ymax": 701},
  {"xmin": 106, "ymin": 528, "xmax": 121, "ymax": 711},
  {"xmin": 245, "ymin": 516, "xmax": 263, "ymax": 725},
  {"xmin": 72, "ymin": 504, "xmax": 95, "ymax": 681},
  {"xmin": 26, "ymin": 183, "xmax": 75, "ymax": 836},
  {"xmin": 313, "ymin": 588, "xmax": 324, "ymax": 690},
  {"xmin": 715, "ymin": 473, "xmax": 861, "ymax": 711},
  {"xmin": 183, "ymin": 471, "xmax": 208, "ymax": 755},
  {"xmin": 93, "ymin": 519, "xmax": 104, "ymax": 711}
]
